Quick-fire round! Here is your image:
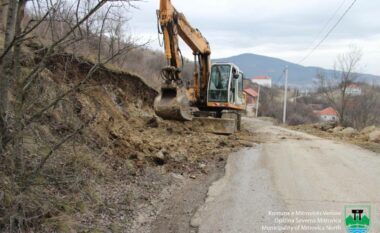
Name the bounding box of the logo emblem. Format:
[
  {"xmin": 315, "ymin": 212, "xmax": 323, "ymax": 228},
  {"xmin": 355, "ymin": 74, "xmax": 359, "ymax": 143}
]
[{"xmin": 345, "ymin": 205, "xmax": 371, "ymax": 233}]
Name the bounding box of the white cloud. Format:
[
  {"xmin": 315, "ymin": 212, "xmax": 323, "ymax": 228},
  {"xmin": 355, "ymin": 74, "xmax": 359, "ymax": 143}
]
[{"xmin": 128, "ymin": 0, "xmax": 380, "ymax": 75}]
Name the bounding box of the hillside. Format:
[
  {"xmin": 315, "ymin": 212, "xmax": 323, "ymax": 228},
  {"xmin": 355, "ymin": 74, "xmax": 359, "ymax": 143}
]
[
  {"xmin": 213, "ymin": 53, "xmax": 380, "ymax": 87},
  {"xmin": 0, "ymin": 44, "xmax": 256, "ymax": 232},
  {"xmin": 0, "ymin": 3, "xmax": 259, "ymax": 231}
]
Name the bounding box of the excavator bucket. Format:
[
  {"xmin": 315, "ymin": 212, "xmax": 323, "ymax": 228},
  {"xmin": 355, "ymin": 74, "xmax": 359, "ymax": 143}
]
[{"xmin": 154, "ymin": 86, "xmax": 193, "ymax": 121}]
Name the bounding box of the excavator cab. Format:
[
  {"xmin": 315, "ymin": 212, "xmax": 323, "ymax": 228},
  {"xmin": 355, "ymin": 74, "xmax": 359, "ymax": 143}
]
[{"xmin": 207, "ymin": 63, "xmax": 245, "ymax": 110}]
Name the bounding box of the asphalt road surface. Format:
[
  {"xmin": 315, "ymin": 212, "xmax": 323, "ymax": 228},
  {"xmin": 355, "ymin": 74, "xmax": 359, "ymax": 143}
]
[{"xmin": 191, "ymin": 118, "xmax": 380, "ymax": 233}]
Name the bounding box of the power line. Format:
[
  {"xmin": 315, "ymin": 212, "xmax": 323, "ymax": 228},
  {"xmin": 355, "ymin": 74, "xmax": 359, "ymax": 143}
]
[
  {"xmin": 306, "ymin": 0, "xmax": 347, "ymax": 53},
  {"xmin": 273, "ymin": 74, "xmax": 282, "ymax": 86},
  {"xmin": 298, "ymin": 0, "xmax": 358, "ymax": 64},
  {"xmin": 273, "ymin": 68, "xmax": 286, "ymax": 86}
]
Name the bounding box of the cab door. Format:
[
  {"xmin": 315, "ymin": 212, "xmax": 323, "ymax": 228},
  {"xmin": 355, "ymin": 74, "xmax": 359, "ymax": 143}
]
[{"xmin": 229, "ymin": 71, "xmax": 244, "ymax": 106}]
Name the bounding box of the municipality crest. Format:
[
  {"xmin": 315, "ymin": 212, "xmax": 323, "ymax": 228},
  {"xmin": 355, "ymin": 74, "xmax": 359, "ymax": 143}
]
[{"xmin": 345, "ymin": 205, "xmax": 371, "ymax": 233}]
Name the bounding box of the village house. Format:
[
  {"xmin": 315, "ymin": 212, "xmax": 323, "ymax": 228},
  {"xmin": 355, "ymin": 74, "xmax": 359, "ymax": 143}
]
[
  {"xmin": 345, "ymin": 84, "xmax": 362, "ymax": 96},
  {"xmin": 244, "ymin": 88, "xmax": 258, "ymax": 117},
  {"xmin": 316, "ymin": 107, "xmax": 339, "ymax": 123},
  {"xmin": 251, "ymin": 76, "xmax": 272, "ymax": 88}
]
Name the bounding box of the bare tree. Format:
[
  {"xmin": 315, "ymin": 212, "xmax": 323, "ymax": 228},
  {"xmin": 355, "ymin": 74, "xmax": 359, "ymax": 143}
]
[
  {"xmin": 257, "ymin": 86, "xmax": 282, "ymax": 119},
  {"xmin": 0, "ymin": 0, "xmax": 142, "ymax": 231},
  {"xmin": 345, "ymin": 85, "xmax": 380, "ymax": 128},
  {"xmin": 316, "ymin": 46, "xmax": 363, "ymax": 125}
]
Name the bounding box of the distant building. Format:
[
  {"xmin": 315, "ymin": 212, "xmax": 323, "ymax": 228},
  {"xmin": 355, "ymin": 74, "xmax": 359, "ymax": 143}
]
[
  {"xmin": 316, "ymin": 107, "xmax": 339, "ymax": 122},
  {"xmin": 299, "ymin": 89, "xmax": 310, "ymax": 97},
  {"xmin": 244, "ymin": 88, "xmax": 258, "ymax": 117},
  {"xmin": 251, "ymin": 76, "xmax": 272, "ymax": 88},
  {"xmin": 345, "ymin": 84, "xmax": 362, "ymax": 96}
]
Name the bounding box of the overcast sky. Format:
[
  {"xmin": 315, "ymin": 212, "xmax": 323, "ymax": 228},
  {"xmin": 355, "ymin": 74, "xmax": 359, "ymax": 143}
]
[{"xmin": 127, "ymin": 0, "xmax": 380, "ymax": 75}]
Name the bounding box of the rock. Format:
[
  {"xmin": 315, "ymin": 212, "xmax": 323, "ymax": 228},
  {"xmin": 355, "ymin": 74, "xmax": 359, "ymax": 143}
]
[
  {"xmin": 340, "ymin": 127, "xmax": 358, "ymax": 137},
  {"xmin": 170, "ymin": 173, "xmax": 184, "ymax": 180},
  {"xmin": 361, "ymin": 126, "xmax": 377, "ymax": 134},
  {"xmin": 146, "ymin": 116, "xmax": 160, "ymax": 128},
  {"xmin": 129, "ymin": 152, "xmax": 145, "ymax": 161},
  {"xmin": 317, "ymin": 122, "xmax": 336, "ymax": 131},
  {"xmin": 219, "ymin": 140, "xmax": 228, "ymax": 146},
  {"xmin": 155, "ymin": 150, "xmax": 165, "ymax": 159},
  {"xmin": 199, "ymin": 163, "xmax": 207, "ymax": 174},
  {"xmin": 368, "ymin": 130, "xmax": 380, "ymax": 143},
  {"xmin": 332, "ymin": 126, "xmax": 344, "ymax": 133},
  {"xmin": 240, "ymin": 141, "xmax": 255, "ymax": 147},
  {"xmin": 135, "ymin": 99, "xmax": 143, "ymax": 108},
  {"xmin": 153, "ymin": 151, "xmax": 166, "ymax": 165},
  {"xmin": 165, "ymin": 152, "xmax": 181, "ymax": 162}
]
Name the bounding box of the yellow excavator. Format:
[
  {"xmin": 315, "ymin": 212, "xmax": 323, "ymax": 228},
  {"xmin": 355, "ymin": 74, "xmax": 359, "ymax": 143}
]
[{"xmin": 154, "ymin": 0, "xmax": 246, "ymax": 134}]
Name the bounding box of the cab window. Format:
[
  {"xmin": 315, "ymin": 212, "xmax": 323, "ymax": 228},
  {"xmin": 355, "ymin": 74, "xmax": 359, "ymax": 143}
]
[{"xmin": 208, "ymin": 65, "xmax": 230, "ymax": 102}]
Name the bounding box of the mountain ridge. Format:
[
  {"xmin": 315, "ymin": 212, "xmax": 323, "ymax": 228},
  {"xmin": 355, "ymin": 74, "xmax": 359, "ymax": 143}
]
[{"xmin": 213, "ymin": 53, "xmax": 380, "ymax": 88}]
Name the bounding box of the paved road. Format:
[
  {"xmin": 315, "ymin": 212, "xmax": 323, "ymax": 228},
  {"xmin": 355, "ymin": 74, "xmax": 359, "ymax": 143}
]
[{"xmin": 191, "ymin": 118, "xmax": 380, "ymax": 233}]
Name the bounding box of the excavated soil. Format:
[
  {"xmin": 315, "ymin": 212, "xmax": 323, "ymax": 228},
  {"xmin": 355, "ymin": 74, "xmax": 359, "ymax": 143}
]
[
  {"xmin": 289, "ymin": 124, "xmax": 380, "ymax": 153},
  {"xmin": 11, "ymin": 52, "xmax": 256, "ymax": 232}
]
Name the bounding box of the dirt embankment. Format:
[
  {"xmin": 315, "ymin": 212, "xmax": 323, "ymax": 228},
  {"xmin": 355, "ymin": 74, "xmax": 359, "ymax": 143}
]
[
  {"xmin": 289, "ymin": 123, "xmax": 380, "ymax": 153},
  {"xmin": 0, "ymin": 51, "xmax": 255, "ymax": 232}
]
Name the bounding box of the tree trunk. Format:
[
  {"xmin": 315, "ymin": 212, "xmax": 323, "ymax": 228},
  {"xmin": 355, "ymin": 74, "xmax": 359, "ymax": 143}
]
[
  {"xmin": 13, "ymin": 0, "xmax": 25, "ymax": 80},
  {"xmin": 12, "ymin": 0, "xmax": 26, "ymax": 171},
  {"xmin": 0, "ymin": 0, "xmax": 17, "ymax": 153},
  {"xmin": 0, "ymin": 0, "xmax": 7, "ymax": 32}
]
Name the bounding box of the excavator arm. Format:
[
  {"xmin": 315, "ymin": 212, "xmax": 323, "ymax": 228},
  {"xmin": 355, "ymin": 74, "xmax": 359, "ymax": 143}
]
[
  {"xmin": 154, "ymin": 0, "xmax": 211, "ymax": 120},
  {"xmin": 159, "ymin": 0, "xmax": 211, "ymax": 93},
  {"xmin": 176, "ymin": 12, "xmax": 211, "ymax": 104}
]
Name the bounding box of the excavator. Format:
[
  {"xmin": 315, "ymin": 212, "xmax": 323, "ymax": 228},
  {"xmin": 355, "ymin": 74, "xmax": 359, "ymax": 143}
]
[{"xmin": 154, "ymin": 0, "xmax": 246, "ymax": 134}]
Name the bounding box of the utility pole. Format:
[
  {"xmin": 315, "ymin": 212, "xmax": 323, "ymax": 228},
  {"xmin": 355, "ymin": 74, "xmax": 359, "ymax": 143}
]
[
  {"xmin": 255, "ymin": 85, "xmax": 261, "ymax": 118},
  {"xmin": 282, "ymin": 66, "xmax": 288, "ymax": 124}
]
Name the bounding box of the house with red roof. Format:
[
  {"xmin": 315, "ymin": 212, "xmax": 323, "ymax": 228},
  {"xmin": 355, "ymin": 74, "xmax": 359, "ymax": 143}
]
[
  {"xmin": 251, "ymin": 76, "xmax": 272, "ymax": 88},
  {"xmin": 244, "ymin": 88, "xmax": 258, "ymax": 117},
  {"xmin": 316, "ymin": 107, "xmax": 339, "ymax": 122}
]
